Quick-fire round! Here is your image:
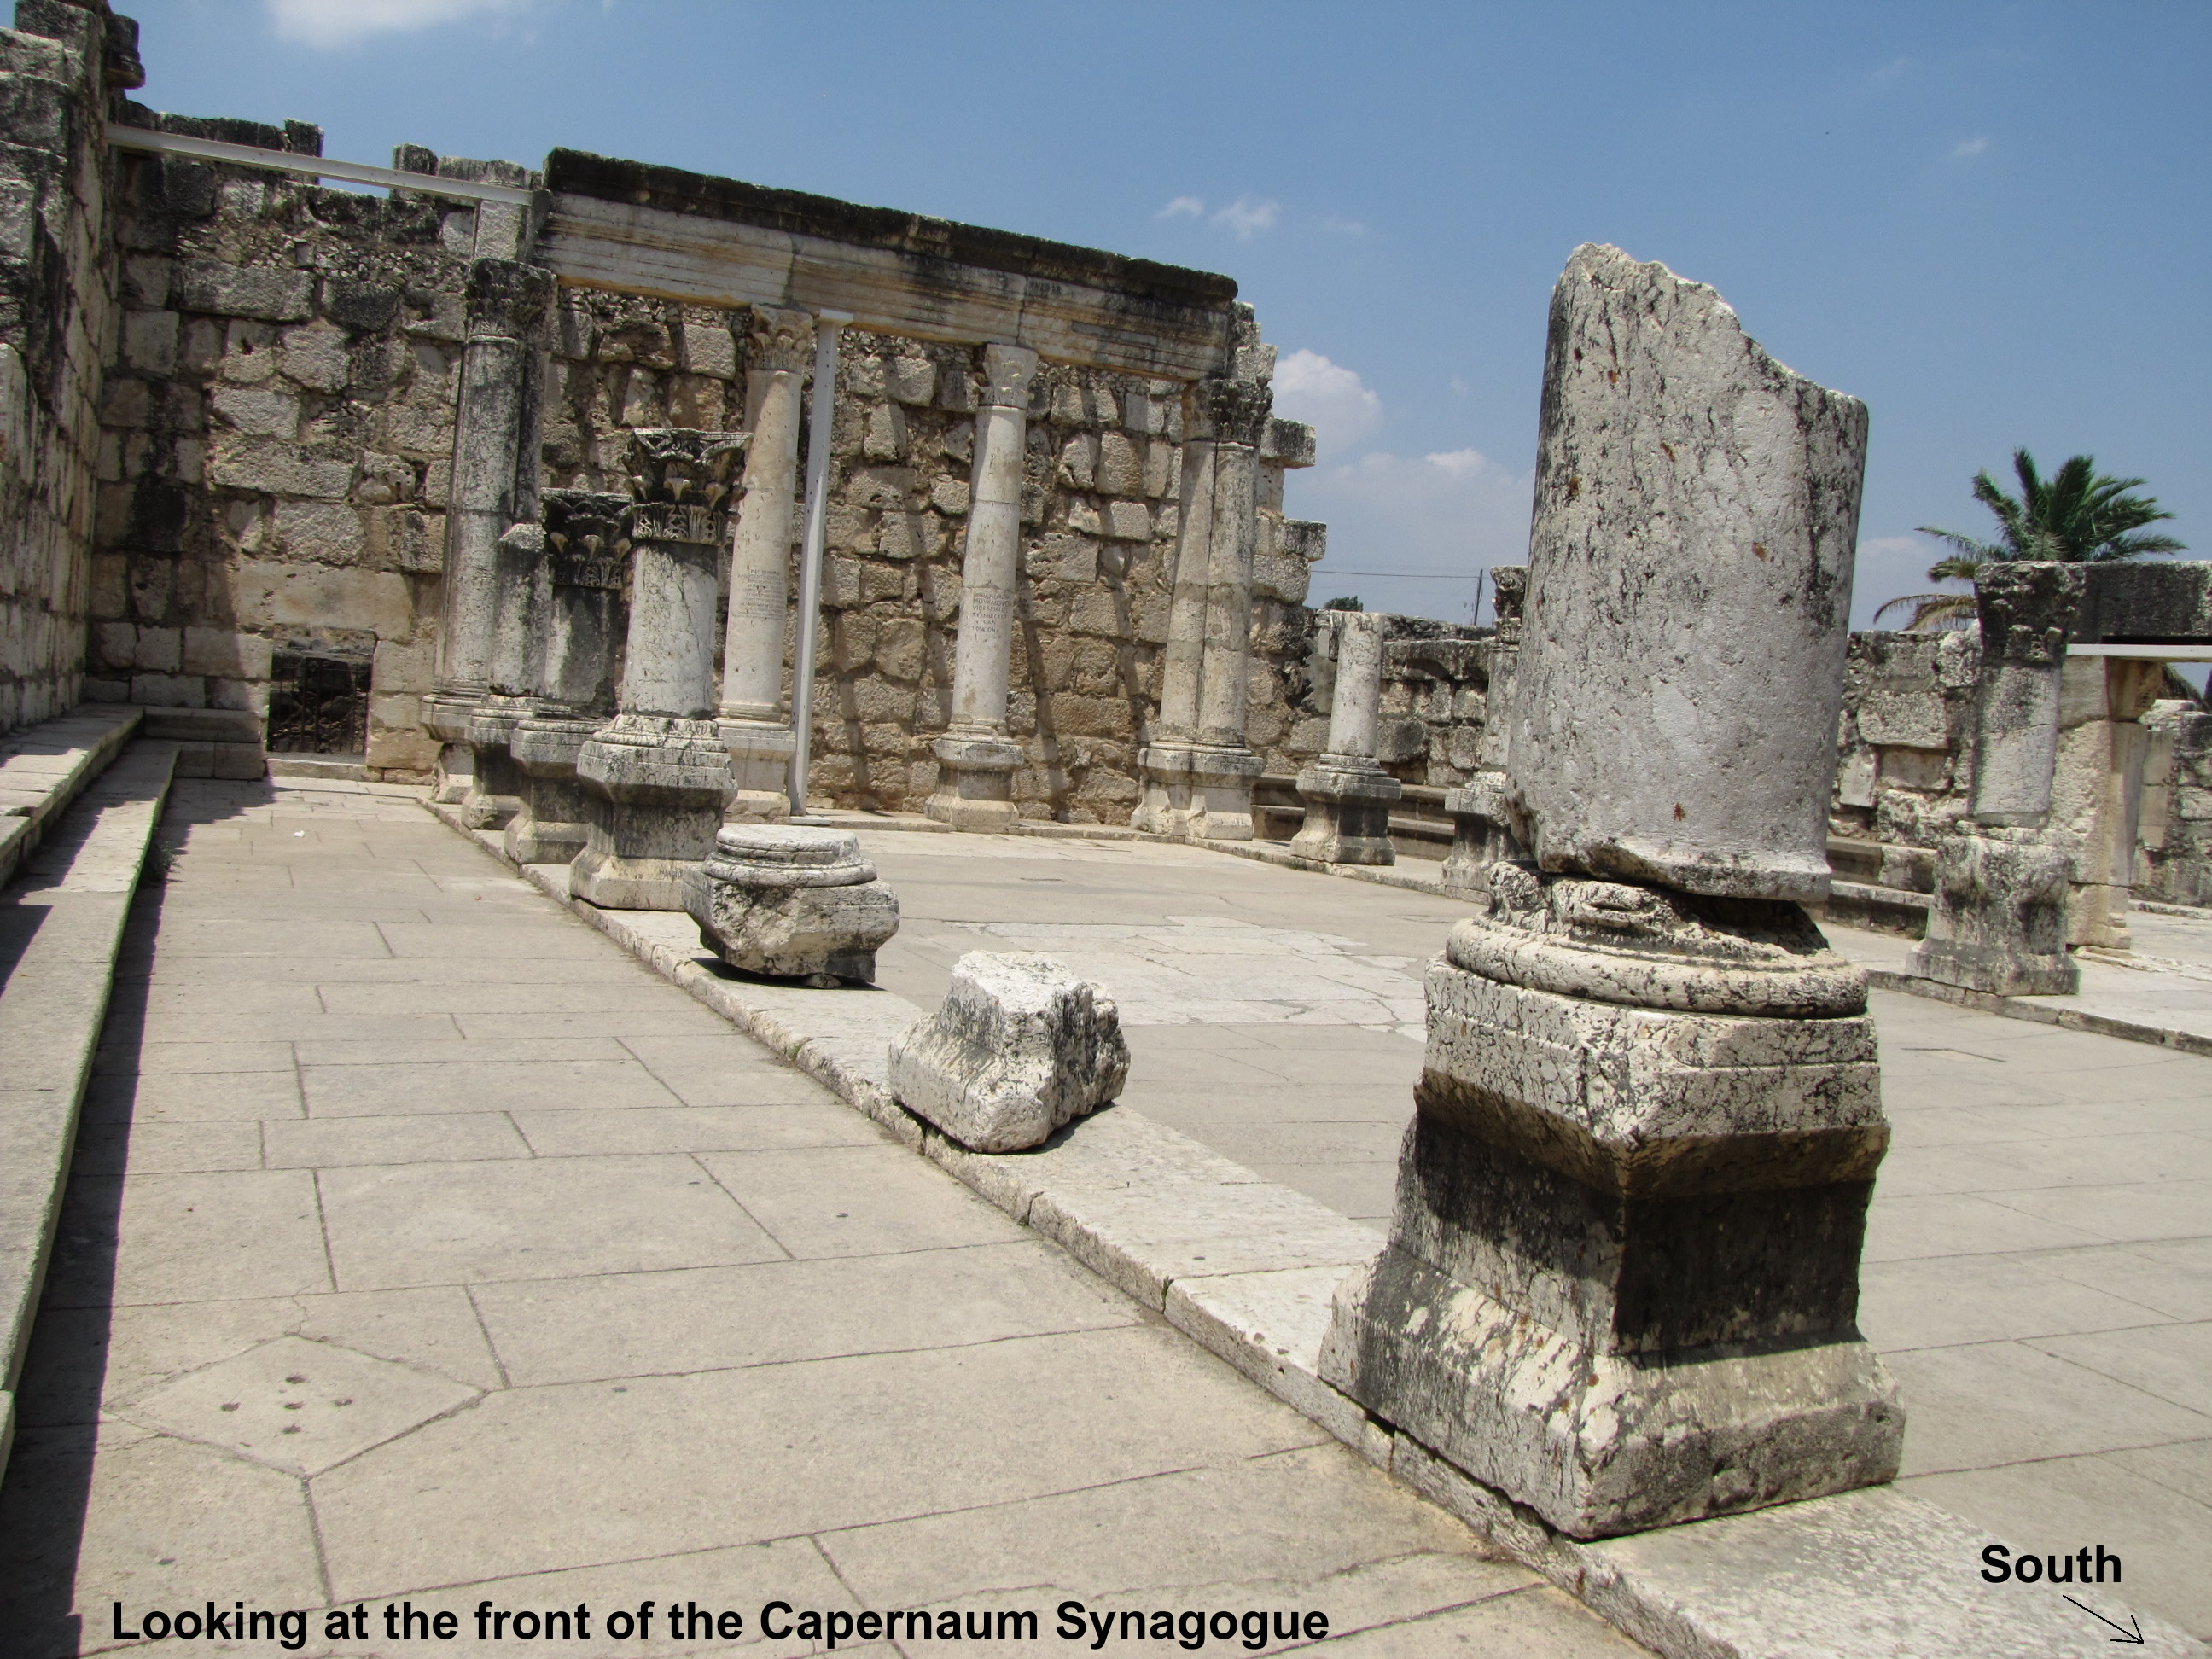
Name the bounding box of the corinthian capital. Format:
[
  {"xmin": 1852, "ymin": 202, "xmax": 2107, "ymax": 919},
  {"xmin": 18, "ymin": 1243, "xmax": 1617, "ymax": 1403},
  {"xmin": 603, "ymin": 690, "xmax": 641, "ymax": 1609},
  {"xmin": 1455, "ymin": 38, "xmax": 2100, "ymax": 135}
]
[
  {"xmin": 465, "ymin": 259, "xmax": 556, "ymax": 342},
  {"xmin": 745, "ymin": 307, "xmax": 815, "ymax": 375},
  {"xmin": 981, "ymin": 343, "xmax": 1040, "ymax": 409},
  {"xmin": 626, "ymin": 428, "xmax": 751, "ymax": 545}
]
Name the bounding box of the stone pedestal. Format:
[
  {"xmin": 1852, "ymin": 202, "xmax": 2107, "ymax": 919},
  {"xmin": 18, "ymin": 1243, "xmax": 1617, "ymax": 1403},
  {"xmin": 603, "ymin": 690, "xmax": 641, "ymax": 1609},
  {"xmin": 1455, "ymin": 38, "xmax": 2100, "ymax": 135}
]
[
  {"xmin": 719, "ymin": 309, "xmax": 812, "ymax": 824},
  {"xmin": 1290, "ymin": 763, "xmax": 1400, "ymax": 864},
  {"xmin": 1131, "ymin": 744, "xmax": 1195, "ymax": 837},
  {"xmin": 505, "ymin": 713, "xmax": 597, "ymax": 866},
  {"xmin": 572, "ymin": 430, "xmax": 746, "ymax": 910},
  {"xmin": 462, "ymin": 696, "xmax": 529, "ymax": 830},
  {"xmin": 1186, "ymin": 746, "xmax": 1264, "ymax": 842},
  {"xmin": 926, "ymin": 731, "xmax": 1025, "ymax": 832},
  {"xmin": 574, "ymin": 715, "xmax": 734, "ymax": 910},
  {"xmin": 888, "ymin": 951, "xmax": 1129, "ymax": 1153},
  {"xmin": 1320, "ymin": 872, "xmax": 1902, "ymax": 1539},
  {"xmin": 928, "ymin": 344, "xmax": 1039, "ymax": 832},
  {"xmin": 1906, "ymin": 829, "xmax": 2079, "ymax": 995},
  {"xmin": 683, "ymin": 824, "xmax": 899, "ymax": 985},
  {"xmin": 1440, "ymin": 775, "xmax": 1524, "ymax": 896},
  {"xmin": 421, "ymin": 694, "xmax": 476, "ymax": 805}
]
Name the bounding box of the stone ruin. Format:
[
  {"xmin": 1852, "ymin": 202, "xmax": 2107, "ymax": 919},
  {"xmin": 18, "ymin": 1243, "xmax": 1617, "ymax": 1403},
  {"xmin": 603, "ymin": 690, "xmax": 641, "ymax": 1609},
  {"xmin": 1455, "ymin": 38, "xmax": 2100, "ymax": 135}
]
[{"xmin": 1321, "ymin": 245, "xmax": 1904, "ymax": 1536}]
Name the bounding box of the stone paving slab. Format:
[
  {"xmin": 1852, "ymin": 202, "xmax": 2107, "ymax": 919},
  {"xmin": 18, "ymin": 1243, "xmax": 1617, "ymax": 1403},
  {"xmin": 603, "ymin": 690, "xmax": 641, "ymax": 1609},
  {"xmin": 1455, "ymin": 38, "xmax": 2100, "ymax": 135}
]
[
  {"xmin": 459, "ymin": 810, "xmax": 2209, "ymax": 1654},
  {"xmin": 0, "ymin": 777, "xmax": 1625, "ymax": 1659},
  {"xmin": 0, "ymin": 739, "xmax": 176, "ymax": 1481},
  {"xmin": 0, "ymin": 707, "xmax": 143, "ymax": 894}
]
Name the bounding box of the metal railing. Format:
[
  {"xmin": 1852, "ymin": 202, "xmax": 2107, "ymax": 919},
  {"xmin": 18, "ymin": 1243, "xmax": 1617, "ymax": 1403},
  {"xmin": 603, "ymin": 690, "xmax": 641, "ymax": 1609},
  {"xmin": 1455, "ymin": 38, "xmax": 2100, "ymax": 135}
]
[{"xmin": 106, "ymin": 125, "xmax": 537, "ymax": 207}]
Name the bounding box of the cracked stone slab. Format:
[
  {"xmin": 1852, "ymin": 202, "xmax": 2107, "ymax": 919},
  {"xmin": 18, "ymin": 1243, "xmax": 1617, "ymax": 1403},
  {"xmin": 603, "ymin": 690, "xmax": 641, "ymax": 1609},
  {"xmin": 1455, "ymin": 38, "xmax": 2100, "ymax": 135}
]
[{"xmin": 119, "ymin": 1336, "xmax": 478, "ymax": 1476}]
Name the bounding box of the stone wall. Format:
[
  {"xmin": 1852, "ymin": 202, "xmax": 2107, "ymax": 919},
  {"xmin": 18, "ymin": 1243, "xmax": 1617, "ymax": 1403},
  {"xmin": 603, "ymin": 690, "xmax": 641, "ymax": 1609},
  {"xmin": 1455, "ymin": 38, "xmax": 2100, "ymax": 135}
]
[
  {"xmin": 84, "ymin": 118, "xmax": 504, "ymax": 775},
  {"xmin": 1827, "ymin": 629, "xmax": 1980, "ymax": 867},
  {"xmin": 2139, "ymin": 701, "xmax": 2212, "ymax": 906},
  {"xmin": 0, "ymin": 1, "xmax": 131, "ymax": 736},
  {"xmin": 543, "ymin": 303, "xmax": 1327, "ymax": 820}
]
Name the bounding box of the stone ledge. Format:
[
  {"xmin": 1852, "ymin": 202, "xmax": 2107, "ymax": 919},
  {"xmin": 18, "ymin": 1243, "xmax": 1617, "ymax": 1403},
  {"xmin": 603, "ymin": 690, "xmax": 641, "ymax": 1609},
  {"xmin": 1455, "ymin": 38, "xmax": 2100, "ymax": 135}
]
[
  {"xmin": 0, "ymin": 704, "xmax": 144, "ymax": 890},
  {"xmin": 1868, "ymin": 966, "xmax": 2212, "ymax": 1059},
  {"xmin": 0, "ymin": 739, "xmax": 178, "ymax": 1482},
  {"xmin": 421, "ymin": 797, "xmax": 2208, "ymax": 1658}
]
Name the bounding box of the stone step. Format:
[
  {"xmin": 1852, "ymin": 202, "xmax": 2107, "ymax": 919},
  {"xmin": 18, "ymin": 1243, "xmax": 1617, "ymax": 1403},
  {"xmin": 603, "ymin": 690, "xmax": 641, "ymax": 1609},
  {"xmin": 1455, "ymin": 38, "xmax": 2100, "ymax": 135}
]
[
  {"xmin": 0, "ymin": 705, "xmax": 143, "ymax": 890},
  {"xmin": 0, "ymin": 738, "xmax": 177, "ymax": 1477}
]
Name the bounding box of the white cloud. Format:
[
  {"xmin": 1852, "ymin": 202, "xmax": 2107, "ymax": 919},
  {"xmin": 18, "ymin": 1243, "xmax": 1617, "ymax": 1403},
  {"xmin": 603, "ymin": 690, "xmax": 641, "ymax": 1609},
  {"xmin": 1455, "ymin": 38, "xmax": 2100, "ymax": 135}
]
[
  {"xmin": 268, "ymin": 0, "xmax": 530, "ymax": 47},
  {"xmin": 1290, "ymin": 448, "xmax": 1534, "ymax": 623},
  {"xmin": 1272, "ymin": 350, "xmax": 1384, "ymax": 458},
  {"xmin": 1318, "ymin": 214, "xmax": 1368, "ymax": 236},
  {"xmin": 1949, "ymin": 136, "xmax": 1989, "ymax": 159},
  {"xmin": 1869, "ymin": 55, "xmax": 1913, "ymax": 88},
  {"xmin": 1448, "ymin": 376, "xmax": 1470, "ymax": 398},
  {"xmin": 1155, "ymin": 195, "xmax": 1205, "ymax": 221},
  {"xmin": 1211, "ymin": 195, "xmax": 1280, "ymax": 239}
]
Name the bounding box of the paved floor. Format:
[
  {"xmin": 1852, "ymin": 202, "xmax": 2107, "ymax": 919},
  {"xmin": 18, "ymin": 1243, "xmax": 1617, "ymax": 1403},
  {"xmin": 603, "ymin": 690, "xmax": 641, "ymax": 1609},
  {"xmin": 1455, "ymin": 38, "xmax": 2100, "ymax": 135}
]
[
  {"xmin": 861, "ymin": 827, "xmax": 2212, "ymax": 1640},
  {"xmin": 0, "ymin": 779, "xmax": 1642, "ymax": 1658}
]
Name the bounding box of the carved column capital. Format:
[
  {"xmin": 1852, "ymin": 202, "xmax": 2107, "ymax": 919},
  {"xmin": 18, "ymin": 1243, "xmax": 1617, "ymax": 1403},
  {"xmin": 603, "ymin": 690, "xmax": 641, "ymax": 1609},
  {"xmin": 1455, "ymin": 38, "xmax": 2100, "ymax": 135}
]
[
  {"xmin": 544, "ymin": 490, "xmax": 632, "ymax": 591},
  {"xmin": 745, "ymin": 307, "xmax": 815, "ymax": 375},
  {"xmin": 626, "ymin": 428, "xmax": 750, "ymax": 545},
  {"xmin": 1975, "ymin": 561, "xmax": 2087, "ymax": 667},
  {"xmin": 980, "ymin": 343, "xmax": 1040, "ymax": 409},
  {"xmin": 464, "ymin": 259, "xmax": 555, "ymax": 342},
  {"xmin": 1490, "ymin": 565, "xmax": 1528, "ymax": 647}
]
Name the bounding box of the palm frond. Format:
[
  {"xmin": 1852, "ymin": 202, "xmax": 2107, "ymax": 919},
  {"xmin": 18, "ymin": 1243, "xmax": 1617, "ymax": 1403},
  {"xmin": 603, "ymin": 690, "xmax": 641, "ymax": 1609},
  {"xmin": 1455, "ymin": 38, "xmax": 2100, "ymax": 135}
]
[{"xmin": 1872, "ymin": 591, "xmax": 1978, "ymax": 631}]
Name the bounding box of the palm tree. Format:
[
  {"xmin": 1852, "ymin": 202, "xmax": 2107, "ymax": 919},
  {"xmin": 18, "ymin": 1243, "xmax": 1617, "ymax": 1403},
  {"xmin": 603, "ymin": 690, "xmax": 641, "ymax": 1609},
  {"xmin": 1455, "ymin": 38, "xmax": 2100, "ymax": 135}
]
[{"xmin": 1873, "ymin": 449, "xmax": 2185, "ymax": 629}]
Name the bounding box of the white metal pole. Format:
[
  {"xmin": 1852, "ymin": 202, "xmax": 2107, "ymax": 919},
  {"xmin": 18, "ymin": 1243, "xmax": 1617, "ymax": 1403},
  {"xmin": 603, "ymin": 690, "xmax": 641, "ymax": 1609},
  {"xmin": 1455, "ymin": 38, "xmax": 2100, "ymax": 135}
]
[{"xmin": 787, "ymin": 311, "xmax": 850, "ymax": 816}]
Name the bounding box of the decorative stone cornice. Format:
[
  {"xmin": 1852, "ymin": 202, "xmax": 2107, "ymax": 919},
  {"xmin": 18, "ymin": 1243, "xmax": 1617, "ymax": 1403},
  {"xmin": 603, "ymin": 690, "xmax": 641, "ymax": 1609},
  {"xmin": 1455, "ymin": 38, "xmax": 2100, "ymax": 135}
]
[
  {"xmin": 626, "ymin": 428, "xmax": 749, "ymax": 545},
  {"xmin": 745, "ymin": 307, "xmax": 814, "ymax": 375},
  {"xmin": 1974, "ymin": 561, "xmax": 2087, "ymax": 667},
  {"xmin": 544, "ymin": 490, "xmax": 631, "ymax": 591},
  {"xmin": 465, "ymin": 259, "xmax": 556, "ymax": 342}
]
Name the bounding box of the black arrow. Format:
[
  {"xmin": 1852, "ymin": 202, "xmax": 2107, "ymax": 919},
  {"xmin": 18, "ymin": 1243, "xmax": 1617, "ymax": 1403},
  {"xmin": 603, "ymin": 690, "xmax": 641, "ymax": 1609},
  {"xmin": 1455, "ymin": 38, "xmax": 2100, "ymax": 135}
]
[{"xmin": 2064, "ymin": 1595, "xmax": 2145, "ymax": 1644}]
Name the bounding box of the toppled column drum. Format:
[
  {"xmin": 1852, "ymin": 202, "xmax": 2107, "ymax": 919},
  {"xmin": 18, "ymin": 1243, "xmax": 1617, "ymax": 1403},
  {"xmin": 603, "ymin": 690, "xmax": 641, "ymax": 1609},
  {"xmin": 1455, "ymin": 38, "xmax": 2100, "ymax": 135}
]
[{"xmin": 684, "ymin": 825, "xmax": 899, "ymax": 985}]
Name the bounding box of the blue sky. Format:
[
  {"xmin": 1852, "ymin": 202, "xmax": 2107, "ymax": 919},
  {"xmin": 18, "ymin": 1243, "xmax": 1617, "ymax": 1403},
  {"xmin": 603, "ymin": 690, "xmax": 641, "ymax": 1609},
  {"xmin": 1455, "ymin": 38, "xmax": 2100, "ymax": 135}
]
[{"xmin": 132, "ymin": 1, "xmax": 2210, "ymax": 626}]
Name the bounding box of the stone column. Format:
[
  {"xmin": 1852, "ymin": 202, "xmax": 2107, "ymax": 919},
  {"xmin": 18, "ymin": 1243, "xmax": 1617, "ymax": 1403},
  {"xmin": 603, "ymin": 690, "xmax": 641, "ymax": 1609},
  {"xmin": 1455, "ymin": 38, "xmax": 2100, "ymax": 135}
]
[
  {"xmin": 461, "ymin": 520, "xmax": 549, "ymax": 829},
  {"xmin": 1290, "ymin": 610, "xmax": 1401, "ymax": 864},
  {"xmin": 1441, "ymin": 565, "xmax": 1528, "ymax": 896},
  {"xmin": 718, "ymin": 308, "xmax": 812, "ymax": 823},
  {"xmin": 1130, "ymin": 419, "xmax": 1214, "ymax": 835},
  {"xmin": 1186, "ymin": 314, "xmax": 1273, "ymax": 841},
  {"xmin": 1906, "ymin": 563, "xmax": 2086, "ymax": 992},
  {"xmin": 925, "ymin": 343, "xmax": 1039, "ymax": 831},
  {"xmin": 506, "ymin": 492, "xmax": 630, "ymax": 866},
  {"xmin": 1322, "ymin": 245, "xmax": 1901, "ymax": 1540},
  {"xmin": 573, "ymin": 430, "xmax": 748, "ymax": 909},
  {"xmin": 422, "ymin": 256, "xmax": 554, "ymax": 803}
]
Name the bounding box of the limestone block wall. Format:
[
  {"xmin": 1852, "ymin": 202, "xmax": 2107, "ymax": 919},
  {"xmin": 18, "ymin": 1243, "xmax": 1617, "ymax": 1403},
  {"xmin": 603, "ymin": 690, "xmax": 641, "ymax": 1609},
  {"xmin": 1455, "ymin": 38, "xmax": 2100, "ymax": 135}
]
[
  {"xmin": 84, "ymin": 120, "xmax": 491, "ymax": 775},
  {"xmin": 2139, "ymin": 701, "xmax": 2212, "ymax": 906},
  {"xmin": 1827, "ymin": 630, "xmax": 1981, "ymax": 866},
  {"xmin": 544, "ymin": 306, "xmax": 1328, "ymax": 822},
  {"xmin": 0, "ymin": 2, "xmax": 128, "ymax": 736}
]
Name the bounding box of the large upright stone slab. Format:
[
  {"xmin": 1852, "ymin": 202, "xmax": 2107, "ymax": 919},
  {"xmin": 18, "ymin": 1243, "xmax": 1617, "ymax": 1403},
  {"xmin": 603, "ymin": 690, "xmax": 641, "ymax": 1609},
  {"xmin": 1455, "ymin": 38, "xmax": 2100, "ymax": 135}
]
[
  {"xmin": 888, "ymin": 952, "xmax": 1130, "ymax": 1153},
  {"xmin": 1324, "ymin": 245, "xmax": 1900, "ymax": 1542},
  {"xmin": 1505, "ymin": 244, "xmax": 1865, "ymax": 903}
]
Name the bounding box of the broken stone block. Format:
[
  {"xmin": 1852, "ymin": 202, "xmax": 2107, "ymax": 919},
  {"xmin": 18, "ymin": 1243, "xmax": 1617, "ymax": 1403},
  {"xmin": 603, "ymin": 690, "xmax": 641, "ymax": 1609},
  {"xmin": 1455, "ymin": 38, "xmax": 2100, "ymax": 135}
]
[
  {"xmin": 683, "ymin": 824, "xmax": 899, "ymax": 985},
  {"xmin": 1906, "ymin": 828, "xmax": 2079, "ymax": 995},
  {"xmin": 888, "ymin": 952, "xmax": 1129, "ymax": 1153}
]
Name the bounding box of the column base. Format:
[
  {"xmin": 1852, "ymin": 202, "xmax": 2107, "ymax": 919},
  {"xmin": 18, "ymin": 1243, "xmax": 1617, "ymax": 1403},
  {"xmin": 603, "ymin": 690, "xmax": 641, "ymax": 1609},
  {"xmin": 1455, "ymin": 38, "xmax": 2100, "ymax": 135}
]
[
  {"xmin": 463, "ymin": 696, "xmax": 531, "ymax": 830},
  {"xmin": 923, "ymin": 731, "xmax": 1024, "ymax": 833},
  {"xmin": 573, "ymin": 714, "xmax": 735, "ymax": 911},
  {"xmin": 1906, "ymin": 829, "xmax": 2081, "ymax": 996},
  {"xmin": 422, "ymin": 690, "xmax": 479, "ymax": 806},
  {"xmin": 1440, "ymin": 773, "xmax": 1523, "ymax": 895},
  {"xmin": 1131, "ymin": 744, "xmax": 1195, "ymax": 837},
  {"xmin": 717, "ymin": 714, "xmax": 796, "ymax": 824},
  {"xmin": 683, "ymin": 824, "xmax": 899, "ymax": 985},
  {"xmin": 1187, "ymin": 745, "xmax": 1264, "ymax": 841},
  {"xmin": 1289, "ymin": 760, "xmax": 1402, "ymax": 864},
  {"xmin": 1322, "ymin": 889, "xmax": 1901, "ymax": 1539},
  {"xmin": 506, "ymin": 712, "xmax": 599, "ymax": 867}
]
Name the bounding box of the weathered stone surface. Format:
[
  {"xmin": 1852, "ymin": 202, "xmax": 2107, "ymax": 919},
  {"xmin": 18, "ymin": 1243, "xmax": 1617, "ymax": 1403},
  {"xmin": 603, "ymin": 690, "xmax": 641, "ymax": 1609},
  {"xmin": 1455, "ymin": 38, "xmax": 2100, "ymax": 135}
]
[
  {"xmin": 506, "ymin": 712, "xmax": 597, "ymax": 866},
  {"xmin": 1293, "ymin": 611, "xmax": 1400, "ymax": 865},
  {"xmin": 573, "ymin": 714, "xmax": 733, "ymax": 910},
  {"xmin": 684, "ymin": 824, "xmax": 899, "ymax": 984},
  {"xmin": 1506, "ymin": 244, "xmax": 1866, "ymax": 904},
  {"xmin": 1906, "ymin": 828, "xmax": 2079, "ymax": 996},
  {"xmin": 888, "ymin": 952, "xmax": 1129, "ymax": 1153},
  {"xmin": 1965, "ymin": 561, "xmax": 2086, "ymax": 827}
]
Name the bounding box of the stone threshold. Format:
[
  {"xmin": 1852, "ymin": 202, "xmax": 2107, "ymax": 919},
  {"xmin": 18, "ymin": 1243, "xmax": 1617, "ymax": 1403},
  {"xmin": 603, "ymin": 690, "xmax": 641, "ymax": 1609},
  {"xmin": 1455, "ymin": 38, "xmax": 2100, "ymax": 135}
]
[
  {"xmin": 0, "ymin": 736, "xmax": 178, "ymax": 1481},
  {"xmin": 420, "ymin": 797, "xmax": 2203, "ymax": 1656}
]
